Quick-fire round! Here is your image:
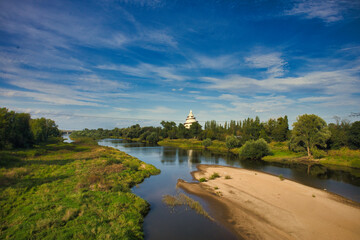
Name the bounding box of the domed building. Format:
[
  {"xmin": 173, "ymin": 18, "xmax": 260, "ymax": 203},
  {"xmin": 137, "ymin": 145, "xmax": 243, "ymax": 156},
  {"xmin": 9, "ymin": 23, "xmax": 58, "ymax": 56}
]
[{"xmin": 184, "ymin": 110, "xmax": 197, "ymax": 129}]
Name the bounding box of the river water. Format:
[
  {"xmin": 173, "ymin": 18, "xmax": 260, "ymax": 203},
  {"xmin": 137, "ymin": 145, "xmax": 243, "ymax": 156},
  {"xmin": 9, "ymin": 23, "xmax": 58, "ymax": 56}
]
[{"xmin": 94, "ymin": 138, "xmax": 360, "ymax": 240}]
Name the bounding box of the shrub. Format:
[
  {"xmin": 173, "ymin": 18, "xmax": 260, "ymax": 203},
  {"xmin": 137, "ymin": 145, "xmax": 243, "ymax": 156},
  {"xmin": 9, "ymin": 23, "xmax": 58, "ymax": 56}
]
[
  {"xmin": 199, "ymin": 177, "xmax": 207, "ymax": 182},
  {"xmin": 202, "ymin": 138, "xmax": 212, "ymax": 148},
  {"xmin": 225, "ymin": 136, "xmax": 241, "ymax": 150},
  {"xmin": 225, "ymin": 175, "xmax": 231, "ymax": 179},
  {"xmin": 239, "ymin": 138, "xmax": 271, "ymax": 160},
  {"xmin": 279, "ymin": 174, "xmax": 284, "ymax": 181},
  {"xmin": 312, "ymin": 148, "xmax": 326, "ymax": 159},
  {"xmin": 209, "ymin": 172, "xmax": 220, "ymax": 180}
]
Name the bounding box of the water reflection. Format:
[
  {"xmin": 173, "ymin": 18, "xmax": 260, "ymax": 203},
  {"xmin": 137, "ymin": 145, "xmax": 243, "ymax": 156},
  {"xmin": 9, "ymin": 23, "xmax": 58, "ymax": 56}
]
[{"xmin": 62, "ymin": 134, "xmax": 73, "ymax": 143}]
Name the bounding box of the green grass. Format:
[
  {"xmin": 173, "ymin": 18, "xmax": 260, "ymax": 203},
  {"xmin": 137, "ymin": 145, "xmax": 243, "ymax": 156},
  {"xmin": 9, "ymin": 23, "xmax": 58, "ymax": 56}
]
[
  {"xmin": 262, "ymin": 141, "xmax": 305, "ymax": 163},
  {"xmin": 0, "ymin": 140, "xmax": 160, "ymax": 239},
  {"xmin": 158, "ymin": 139, "xmax": 204, "ymax": 149},
  {"xmin": 321, "ymin": 148, "xmax": 360, "ymax": 168},
  {"xmin": 162, "ymin": 193, "xmax": 213, "ymax": 220}
]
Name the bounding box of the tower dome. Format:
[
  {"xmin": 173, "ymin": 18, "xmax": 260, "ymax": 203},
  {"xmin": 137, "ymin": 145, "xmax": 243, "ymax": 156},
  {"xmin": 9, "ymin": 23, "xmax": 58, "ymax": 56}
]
[{"xmin": 184, "ymin": 110, "xmax": 197, "ymax": 129}]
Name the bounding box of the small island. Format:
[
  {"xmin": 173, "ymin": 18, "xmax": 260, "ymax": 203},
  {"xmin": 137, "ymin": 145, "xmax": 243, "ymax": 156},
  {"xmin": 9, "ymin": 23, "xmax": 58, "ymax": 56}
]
[{"xmin": 178, "ymin": 165, "xmax": 360, "ymax": 240}]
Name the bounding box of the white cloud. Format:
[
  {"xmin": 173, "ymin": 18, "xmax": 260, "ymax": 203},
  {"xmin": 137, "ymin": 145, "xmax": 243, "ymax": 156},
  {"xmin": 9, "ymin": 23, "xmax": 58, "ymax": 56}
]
[
  {"xmin": 0, "ymin": 88, "xmax": 101, "ymax": 106},
  {"xmin": 286, "ymin": 0, "xmax": 351, "ymax": 23},
  {"xmin": 245, "ymin": 52, "xmax": 286, "ymax": 77},
  {"xmin": 97, "ymin": 63, "xmax": 186, "ymax": 81},
  {"xmin": 203, "ymin": 68, "xmax": 359, "ymax": 95},
  {"xmin": 114, "ymin": 107, "xmax": 131, "ymax": 112},
  {"xmin": 218, "ymin": 94, "xmax": 241, "ymax": 102},
  {"xmin": 193, "ymin": 54, "xmax": 240, "ymax": 70},
  {"xmin": 0, "ymin": 0, "xmax": 177, "ymax": 52},
  {"xmin": 76, "ymin": 74, "xmax": 129, "ymax": 92},
  {"xmin": 143, "ymin": 106, "xmax": 177, "ymax": 114}
]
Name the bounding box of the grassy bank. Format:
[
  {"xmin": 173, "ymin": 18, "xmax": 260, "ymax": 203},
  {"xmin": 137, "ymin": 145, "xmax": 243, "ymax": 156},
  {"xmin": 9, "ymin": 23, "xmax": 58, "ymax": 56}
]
[
  {"xmin": 0, "ymin": 139, "xmax": 160, "ymax": 239},
  {"xmin": 158, "ymin": 139, "xmax": 360, "ymax": 168},
  {"xmin": 262, "ymin": 142, "xmax": 307, "ymax": 163},
  {"xmin": 321, "ymin": 148, "xmax": 360, "ymax": 168}
]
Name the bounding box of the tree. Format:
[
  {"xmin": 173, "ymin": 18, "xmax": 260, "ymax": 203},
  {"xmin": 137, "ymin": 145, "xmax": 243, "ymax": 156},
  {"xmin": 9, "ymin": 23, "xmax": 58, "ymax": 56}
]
[
  {"xmin": 349, "ymin": 121, "xmax": 360, "ymax": 149},
  {"xmin": 176, "ymin": 123, "xmax": 188, "ymax": 139},
  {"xmin": 10, "ymin": 113, "xmax": 32, "ymax": 148},
  {"xmin": 225, "ymin": 136, "xmax": 241, "ymax": 150},
  {"xmin": 30, "ymin": 117, "xmax": 61, "ymax": 144},
  {"xmin": 327, "ymin": 118, "xmax": 350, "ymax": 149},
  {"xmin": 161, "ymin": 121, "xmax": 177, "ymax": 138},
  {"xmin": 0, "ymin": 108, "xmax": 13, "ymax": 149},
  {"xmin": 273, "ymin": 116, "xmax": 289, "ymax": 141},
  {"xmin": 290, "ymin": 114, "xmax": 331, "ymax": 158},
  {"xmin": 239, "ymin": 139, "xmax": 271, "ymax": 160},
  {"xmin": 202, "ymin": 138, "xmax": 212, "ymax": 149},
  {"xmin": 189, "ymin": 122, "xmax": 202, "ymax": 138},
  {"xmin": 146, "ymin": 132, "xmax": 159, "ymax": 143}
]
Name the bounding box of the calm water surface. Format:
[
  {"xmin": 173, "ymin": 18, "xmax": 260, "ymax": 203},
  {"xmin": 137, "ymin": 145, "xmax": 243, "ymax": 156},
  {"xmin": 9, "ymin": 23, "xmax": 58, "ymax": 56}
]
[{"xmin": 98, "ymin": 139, "xmax": 360, "ymax": 240}]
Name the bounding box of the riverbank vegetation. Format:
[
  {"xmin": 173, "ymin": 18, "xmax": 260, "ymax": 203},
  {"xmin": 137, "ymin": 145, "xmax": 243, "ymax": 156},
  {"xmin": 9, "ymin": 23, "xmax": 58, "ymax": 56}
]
[
  {"xmin": 162, "ymin": 193, "xmax": 213, "ymax": 220},
  {"xmin": 71, "ymin": 114, "xmax": 360, "ymax": 168},
  {"xmin": 0, "ymin": 108, "xmax": 160, "ymax": 239},
  {"xmin": 0, "ymin": 139, "xmax": 160, "ymax": 239}
]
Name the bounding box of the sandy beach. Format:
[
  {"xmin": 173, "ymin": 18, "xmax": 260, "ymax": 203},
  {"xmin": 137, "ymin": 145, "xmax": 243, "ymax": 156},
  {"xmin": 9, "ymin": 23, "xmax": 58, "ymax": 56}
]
[{"xmin": 178, "ymin": 165, "xmax": 360, "ymax": 240}]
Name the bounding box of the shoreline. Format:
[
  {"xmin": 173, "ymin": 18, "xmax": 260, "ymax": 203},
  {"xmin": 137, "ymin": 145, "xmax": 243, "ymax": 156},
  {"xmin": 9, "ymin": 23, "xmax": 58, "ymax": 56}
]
[
  {"xmin": 158, "ymin": 139, "xmax": 360, "ymax": 169},
  {"xmin": 178, "ymin": 164, "xmax": 360, "ymax": 240}
]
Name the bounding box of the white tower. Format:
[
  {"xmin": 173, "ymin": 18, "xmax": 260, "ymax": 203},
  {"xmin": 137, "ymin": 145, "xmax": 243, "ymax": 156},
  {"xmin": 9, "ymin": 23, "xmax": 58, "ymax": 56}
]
[{"xmin": 184, "ymin": 110, "xmax": 197, "ymax": 129}]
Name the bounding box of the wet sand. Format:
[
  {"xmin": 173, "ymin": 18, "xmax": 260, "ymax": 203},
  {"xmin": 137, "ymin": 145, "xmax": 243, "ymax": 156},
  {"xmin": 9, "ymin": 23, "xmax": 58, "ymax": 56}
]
[{"xmin": 177, "ymin": 164, "xmax": 360, "ymax": 240}]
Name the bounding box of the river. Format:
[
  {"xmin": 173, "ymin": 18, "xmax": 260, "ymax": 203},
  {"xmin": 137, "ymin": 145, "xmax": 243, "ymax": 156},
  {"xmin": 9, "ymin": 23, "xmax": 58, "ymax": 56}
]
[{"xmin": 93, "ymin": 138, "xmax": 360, "ymax": 240}]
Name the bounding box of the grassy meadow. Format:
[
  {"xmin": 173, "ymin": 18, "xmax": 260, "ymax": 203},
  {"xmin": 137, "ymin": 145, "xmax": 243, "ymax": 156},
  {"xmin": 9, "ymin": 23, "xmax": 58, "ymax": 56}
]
[{"xmin": 0, "ymin": 139, "xmax": 160, "ymax": 239}]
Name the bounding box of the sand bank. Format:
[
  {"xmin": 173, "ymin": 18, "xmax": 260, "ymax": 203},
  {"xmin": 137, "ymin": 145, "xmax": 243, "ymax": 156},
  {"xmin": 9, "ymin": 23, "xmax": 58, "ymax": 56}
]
[{"xmin": 177, "ymin": 165, "xmax": 360, "ymax": 240}]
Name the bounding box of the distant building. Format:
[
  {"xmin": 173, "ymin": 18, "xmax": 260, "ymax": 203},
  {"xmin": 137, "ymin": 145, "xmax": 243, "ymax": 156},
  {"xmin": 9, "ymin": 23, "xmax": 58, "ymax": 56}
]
[{"xmin": 184, "ymin": 110, "xmax": 198, "ymax": 129}]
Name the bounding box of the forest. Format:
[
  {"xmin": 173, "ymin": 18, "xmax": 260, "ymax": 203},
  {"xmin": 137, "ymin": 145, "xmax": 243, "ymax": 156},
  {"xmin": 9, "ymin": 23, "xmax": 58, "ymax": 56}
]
[{"xmin": 0, "ymin": 107, "xmax": 61, "ymax": 149}]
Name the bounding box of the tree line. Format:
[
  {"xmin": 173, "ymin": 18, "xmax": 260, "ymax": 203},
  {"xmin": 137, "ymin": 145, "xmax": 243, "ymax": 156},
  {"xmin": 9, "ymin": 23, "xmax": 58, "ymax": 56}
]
[
  {"xmin": 71, "ymin": 114, "xmax": 360, "ymax": 157},
  {"xmin": 71, "ymin": 116, "xmax": 290, "ymax": 144},
  {"xmin": 0, "ymin": 108, "xmax": 61, "ymax": 149}
]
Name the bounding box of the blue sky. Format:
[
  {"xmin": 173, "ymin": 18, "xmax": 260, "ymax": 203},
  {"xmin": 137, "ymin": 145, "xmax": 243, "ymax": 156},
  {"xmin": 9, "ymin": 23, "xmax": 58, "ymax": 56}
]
[{"xmin": 1, "ymin": 0, "xmax": 360, "ymax": 129}]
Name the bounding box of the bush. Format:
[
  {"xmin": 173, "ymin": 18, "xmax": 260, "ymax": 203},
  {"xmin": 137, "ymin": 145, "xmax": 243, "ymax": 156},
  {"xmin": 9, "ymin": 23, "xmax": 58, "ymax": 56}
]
[
  {"xmin": 239, "ymin": 138, "xmax": 271, "ymax": 160},
  {"xmin": 225, "ymin": 136, "xmax": 241, "ymax": 150},
  {"xmin": 279, "ymin": 174, "xmax": 284, "ymax": 181},
  {"xmin": 202, "ymin": 138, "xmax": 212, "ymax": 148},
  {"xmin": 146, "ymin": 132, "xmax": 159, "ymax": 143},
  {"xmin": 199, "ymin": 177, "xmax": 207, "ymax": 182},
  {"xmin": 312, "ymin": 148, "xmax": 326, "ymax": 159},
  {"xmin": 209, "ymin": 172, "xmax": 220, "ymax": 180}
]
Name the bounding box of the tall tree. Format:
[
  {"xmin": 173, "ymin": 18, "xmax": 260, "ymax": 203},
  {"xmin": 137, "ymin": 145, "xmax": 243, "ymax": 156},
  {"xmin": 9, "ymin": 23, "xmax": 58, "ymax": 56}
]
[
  {"xmin": 290, "ymin": 114, "xmax": 331, "ymax": 158},
  {"xmin": 327, "ymin": 117, "xmax": 351, "ymax": 149},
  {"xmin": 189, "ymin": 122, "xmax": 202, "ymax": 139},
  {"xmin": 349, "ymin": 121, "xmax": 360, "ymax": 149}
]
